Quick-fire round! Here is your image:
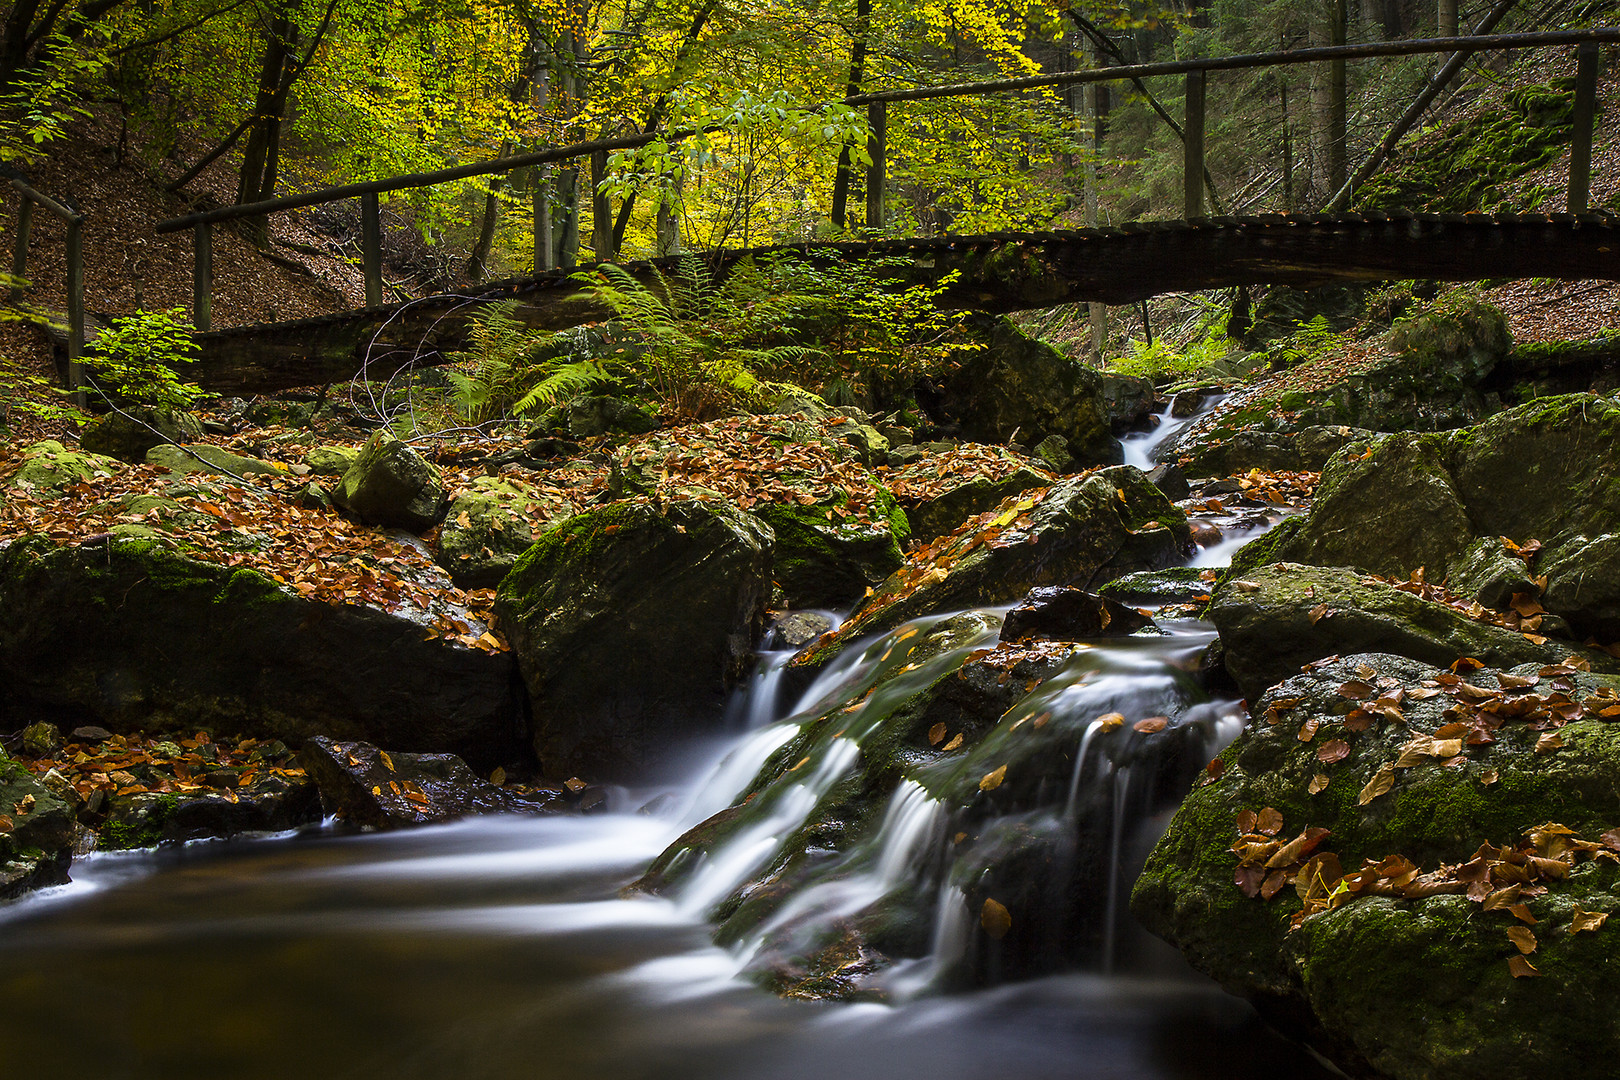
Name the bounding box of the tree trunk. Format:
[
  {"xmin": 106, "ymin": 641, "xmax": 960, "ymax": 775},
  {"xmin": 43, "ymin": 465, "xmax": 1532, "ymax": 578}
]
[
  {"xmin": 1310, "ymin": 0, "xmax": 1348, "ymax": 200},
  {"xmin": 830, "ymin": 0, "xmax": 871, "ymax": 229}
]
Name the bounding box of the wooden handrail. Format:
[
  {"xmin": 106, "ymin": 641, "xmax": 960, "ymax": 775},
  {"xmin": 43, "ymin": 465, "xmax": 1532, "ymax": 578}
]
[{"xmin": 7, "ymin": 179, "xmax": 86, "ymax": 401}]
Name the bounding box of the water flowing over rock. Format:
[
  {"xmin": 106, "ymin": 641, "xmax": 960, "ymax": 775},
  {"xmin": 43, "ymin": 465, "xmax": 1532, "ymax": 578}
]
[
  {"xmin": 494, "ymin": 499, "xmax": 774, "ymax": 780},
  {"xmin": 0, "ymin": 536, "xmax": 522, "ymax": 765},
  {"xmin": 1135, "ymin": 652, "xmax": 1620, "ymax": 1080},
  {"xmin": 299, "ymin": 737, "xmax": 555, "ymax": 829},
  {"xmin": 1262, "ymin": 394, "xmax": 1620, "ymax": 643},
  {"xmin": 334, "ymin": 431, "xmax": 448, "ymax": 532},
  {"xmin": 635, "ymin": 597, "xmax": 1239, "ymax": 998},
  {"xmin": 1209, "ymin": 563, "xmax": 1619, "ymax": 701}
]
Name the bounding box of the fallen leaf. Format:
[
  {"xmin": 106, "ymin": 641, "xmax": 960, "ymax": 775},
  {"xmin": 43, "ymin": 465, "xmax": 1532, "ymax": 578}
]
[
  {"xmin": 490, "ymin": 767, "xmax": 506, "ymax": 786},
  {"xmin": 1257, "ymin": 807, "xmax": 1284, "ymax": 836},
  {"xmin": 980, "ymin": 765, "xmax": 1007, "ymax": 792},
  {"xmin": 1134, "ymin": 717, "xmax": 1168, "ymax": 734},
  {"xmin": 1508, "ymin": 904, "xmax": 1537, "ymax": 925},
  {"xmin": 1480, "ymin": 768, "xmax": 1500, "ymax": 785},
  {"xmin": 1338, "ymin": 681, "xmax": 1375, "ymax": 701},
  {"xmin": 1358, "ymin": 764, "xmax": 1396, "ymax": 805},
  {"xmin": 1506, "ymin": 926, "xmax": 1537, "ymax": 954},
  {"xmin": 981, "ymin": 897, "xmax": 1012, "ymax": 939},
  {"xmin": 928, "ymin": 722, "xmax": 947, "ymax": 746},
  {"xmin": 1093, "ymin": 712, "xmax": 1125, "ymax": 732},
  {"xmin": 1570, "ymin": 906, "xmax": 1609, "ymax": 933},
  {"xmin": 1309, "ymin": 773, "xmax": 1330, "ymax": 794},
  {"xmin": 1508, "ymin": 955, "xmax": 1541, "ymax": 978},
  {"xmin": 564, "ymin": 777, "xmax": 588, "ymax": 793},
  {"xmin": 378, "ymin": 751, "xmax": 395, "ymax": 772},
  {"xmin": 1535, "ymin": 732, "xmax": 1564, "ymax": 754},
  {"xmin": 942, "ymin": 734, "xmax": 964, "ymax": 752},
  {"xmin": 1317, "ymin": 740, "xmax": 1350, "ymax": 764},
  {"xmin": 1309, "ymin": 603, "xmax": 1331, "ymax": 624}
]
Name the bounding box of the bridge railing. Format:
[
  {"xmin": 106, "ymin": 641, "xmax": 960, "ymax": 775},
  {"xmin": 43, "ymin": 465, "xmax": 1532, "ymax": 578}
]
[
  {"xmin": 151, "ymin": 28, "xmax": 1619, "ymax": 330},
  {"xmin": 8, "ymin": 178, "xmax": 86, "ymax": 400}
]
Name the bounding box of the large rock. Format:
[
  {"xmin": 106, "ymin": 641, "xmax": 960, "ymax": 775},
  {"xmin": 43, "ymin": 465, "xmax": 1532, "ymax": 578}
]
[
  {"xmin": 0, "ymin": 750, "xmax": 75, "ymax": 898},
  {"xmin": 436, "ymin": 475, "xmax": 578, "ymax": 589},
  {"xmin": 146, "ymin": 443, "xmax": 283, "ymax": 477},
  {"xmin": 887, "ymin": 456, "xmax": 1053, "ymax": 544},
  {"xmin": 79, "ymin": 407, "xmax": 203, "ymax": 463},
  {"xmin": 937, "ymin": 316, "xmax": 1120, "ymax": 467},
  {"xmin": 1208, "ymin": 563, "xmax": 1618, "ymax": 701},
  {"xmin": 334, "ymin": 431, "xmax": 447, "ymax": 532},
  {"xmin": 3, "ymin": 440, "xmax": 120, "ymax": 497},
  {"xmin": 1135, "ymin": 652, "xmax": 1620, "ymax": 1080},
  {"xmin": 797, "ymin": 466, "xmax": 1191, "ymax": 665},
  {"xmin": 1180, "ymin": 424, "xmax": 1375, "ymax": 477},
  {"xmin": 299, "ymin": 737, "xmax": 555, "ymax": 829},
  {"xmin": 493, "ymin": 499, "xmax": 774, "ymax": 780},
  {"xmin": 0, "ymin": 536, "xmax": 522, "ymax": 766},
  {"xmin": 755, "ymin": 493, "xmax": 909, "ymax": 609},
  {"xmin": 1266, "ymin": 394, "xmax": 1620, "ymax": 641}
]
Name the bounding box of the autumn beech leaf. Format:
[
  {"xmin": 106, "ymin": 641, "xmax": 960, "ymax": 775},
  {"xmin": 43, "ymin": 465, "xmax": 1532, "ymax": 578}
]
[
  {"xmin": 1093, "ymin": 713, "xmax": 1125, "ymax": 732},
  {"xmin": 1257, "ymin": 807, "xmax": 1284, "ymax": 836},
  {"xmin": 1570, "ymin": 906, "xmax": 1610, "ymax": 933},
  {"xmin": 1508, "ymin": 956, "xmax": 1541, "ymax": 978},
  {"xmin": 1317, "ymin": 740, "xmax": 1350, "ymax": 764},
  {"xmin": 1309, "ymin": 773, "xmax": 1330, "ymax": 794},
  {"xmin": 1358, "ymin": 764, "xmax": 1396, "ymax": 805},
  {"xmin": 1506, "ymin": 926, "xmax": 1538, "ymax": 955},
  {"xmin": 979, "ymin": 765, "xmax": 1007, "ymax": 792},
  {"xmin": 942, "ymin": 734, "xmax": 964, "ymax": 752},
  {"xmin": 1134, "ymin": 717, "xmax": 1168, "ymax": 734},
  {"xmin": 981, "ymin": 898, "xmax": 1012, "ymax": 939},
  {"xmin": 1338, "ymin": 681, "xmax": 1375, "ymax": 700},
  {"xmin": 927, "ymin": 722, "xmax": 947, "ymax": 746}
]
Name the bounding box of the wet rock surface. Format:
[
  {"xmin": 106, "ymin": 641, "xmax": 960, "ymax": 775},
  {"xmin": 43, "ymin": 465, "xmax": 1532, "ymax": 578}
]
[
  {"xmin": 999, "ymin": 586, "xmax": 1154, "ymax": 642},
  {"xmin": 494, "ymin": 499, "xmax": 774, "ymax": 780},
  {"xmin": 299, "ymin": 737, "xmax": 556, "ymax": 829},
  {"xmin": 1135, "ymin": 652, "xmax": 1620, "ymax": 1080},
  {"xmin": 334, "ymin": 431, "xmax": 447, "ymax": 532}
]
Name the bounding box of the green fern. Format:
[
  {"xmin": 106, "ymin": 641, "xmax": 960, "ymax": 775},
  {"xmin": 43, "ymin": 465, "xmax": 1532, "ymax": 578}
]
[{"xmin": 446, "ymin": 302, "xmax": 611, "ymax": 424}]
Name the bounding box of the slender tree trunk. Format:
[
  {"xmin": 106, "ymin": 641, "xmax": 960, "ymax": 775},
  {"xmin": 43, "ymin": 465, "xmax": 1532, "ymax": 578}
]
[
  {"xmin": 1438, "ymin": 0, "xmax": 1459, "ymax": 37},
  {"xmin": 1310, "ymin": 0, "xmax": 1348, "ymax": 200},
  {"xmin": 830, "ymin": 0, "xmax": 871, "ymax": 229}
]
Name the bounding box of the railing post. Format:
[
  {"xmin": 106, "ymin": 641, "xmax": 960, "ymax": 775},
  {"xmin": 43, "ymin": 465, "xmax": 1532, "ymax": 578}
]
[
  {"xmin": 1184, "ymin": 69, "xmax": 1206, "ymax": 219},
  {"xmin": 9, "ymin": 196, "xmax": 31, "ymax": 302},
  {"xmin": 193, "ymin": 221, "xmax": 212, "ymax": 332},
  {"xmin": 866, "ymin": 99, "xmax": 887, "ymax": 230},
  {"xmin": 360, "ymin": 191, "xmax": 383, "ymax": 307},
  {"xmin": 591, "ymin": 148, "xmax": 611, "ymax": 259},
  {"xmin": 64, "ymin": 214, "xmax": 85, "ymax": 406},
  {"xmin": 1570, "ymin": 41, "xmax": 1600, "ymax": 213},
  {"xmin": 535, "ymin": 163, "xmax": 554, "ymax": 272}
]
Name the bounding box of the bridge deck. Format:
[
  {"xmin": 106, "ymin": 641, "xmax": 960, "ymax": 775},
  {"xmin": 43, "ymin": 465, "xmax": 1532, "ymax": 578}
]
[{"xmin": 189, "ymin": 212, "xmax": 1620, "ymax": 394}]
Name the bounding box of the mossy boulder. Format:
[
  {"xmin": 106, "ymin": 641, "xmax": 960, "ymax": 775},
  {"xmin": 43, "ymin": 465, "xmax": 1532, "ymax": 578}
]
[
  {"xmin": 798, "ymin": 466, "xmax": 1191, "ymax": 665},
  {"xmin": 79, "ymin": 407, "xmax": 204, "ymax": 463},
  {"xmin": 0, "ymin": 750, "xmax": 76, "ymax": 898},
  {"xmin": 756, "ymin": 492, "xmax": 909, "ymax": 609},
  {"xmin": 333, "ymin": 431, "xmax": 447, "ymax": 532},
  {"xmin": 436, "ymin": 475, "xmax": 578, "ymax": 589},
  {"xmin": 937, "ymin": 316, "xmax": 1120, "ymax": 467},
  {"xmin": 1180, "ymin": 424, "xmax": 1374, "ymax": 477},
  {"xmin": 1134, "ymin": 652, "xmax": 1620, "ymax": 1080},
  {"xmin": 146, "ymin": 443, "xmax": 283, "ymax": 478},
  {"xmin": 1208, "ymin": 563, "xmax": 1618, "ymax": 701},
  {"xmin": 893, "ymin": 460, "xmax": 1053, "ymax": 544},
  {"xmin": 4, "ymin": 440, "xmax": 121, "ymax": 496},
  {"xmin": 0, "ymin": 536, "xmax": 522, "ymax": 765},
  {"xmin": 1098, "ymin": 567, "xmax": 1213, "ymax": 604},
  {"xmin": 564, "ymin": 394, "xmax": 658, "ymax": 438},
  {"xmin": 493, "ymin": 499, "xmax": 774, "ymax": 780},
  {"xmin": 304, "ymin": 445, "xmax": 359, "ymax": 477},
  {"xmin": 1268, "ymin": 394, "xmax": 1620, "ymax": 642}
]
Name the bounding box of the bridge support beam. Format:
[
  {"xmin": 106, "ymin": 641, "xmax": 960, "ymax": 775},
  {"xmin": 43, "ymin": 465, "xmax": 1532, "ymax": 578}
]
[
  {"xmin": 1184, "ymin": 70, "xmax": 1205, "ymax": 219},
  {"xmin": 1570, "ymin": 42, "xmax": 1600, "ymax": 213}
]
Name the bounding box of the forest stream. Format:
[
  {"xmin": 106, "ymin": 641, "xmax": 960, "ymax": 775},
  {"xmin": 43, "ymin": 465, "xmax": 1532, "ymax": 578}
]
[{"xmin": 0, "ymin": 404, "xmax": 1332, "ymax": 1080}]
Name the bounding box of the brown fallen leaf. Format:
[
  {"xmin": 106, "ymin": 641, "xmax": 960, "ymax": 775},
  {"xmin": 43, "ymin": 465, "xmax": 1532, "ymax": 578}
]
[
  {"xmin": 1317, "ymin": 739, "xmax": 1350, "ymax": 764},
  {"xmin": 1308, "ymin": 773, "xmax": 1330, "ymax": 794},
  {"xmin": 1134, "ymin": 717, "xmax": 1168, "ymax": 734},
  {"xmin": 980, "ymin": 765, "xmax": 1007, "ymax": 792},
  {"xmin": 1535, "ymin": 732, "xmax": 1564, "ymax": 754},
  {"xmin": 1570, "ymin": 906, "xmax": 1610, "ymax": 933},
  {"xmin": 981, "ymin": 897, "xmax": 1012, "ymax": 939},
  {"xmin": 1506, "ymin": 926, "xmax": 1538, "ymax": 955},
  {"xmin": 1309, "ymin": 603, "xmax": 1330, "ymax": 624},
  {"xmin": 1296, "ymin": 717, "xmax": 1320, "ymax": 743},
  {"xmin": 1358, "ymin": 764, "xmax": 1396, "ymax": 805},
  {"xmin": 1508, "ymin": 955, "xmax": 1541, "ymax": 978},
  {"xmin": 1093, "ymin": 713, "xmax": 1125, "ymax": 732},
  {"xmin": 378, "ymin": 750, "xmax": 395, "ymax": 772},
  {"xmin": 489, "ymin": 767, "xmax": 506, "ymax": 786},
  {"xmin": 564, "ymin": 777, "xmax": 589, "ymax": 793},
  {"xmin": 1480, "ymin": 768, "xmax": 1500, "ymax": 785},
  {"xmin": 1236, "ymin": 809, "xmax": 1259, "ymax": 833},
  {"xmin": 942, "ymin": 733, "xmax": 964, "ymax": 752},
  {"xmin": 1508, "ymin": 904, "xmax": 1538, "ymax": 925},
  {"xmin": 1257, "ymin": 807, "xmax": 1284, "ymax": 836},
  {"xmin": 927, "ymin": 722, "xmax": 947, "ymax": 746},
  {"xmin": 1338, "ymin": 680, "xmax": 1375, "ymax": 701}
]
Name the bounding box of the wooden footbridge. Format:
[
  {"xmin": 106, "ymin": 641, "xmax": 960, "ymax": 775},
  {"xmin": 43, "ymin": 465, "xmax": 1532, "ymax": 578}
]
[{"xmin": 9, "ymin": 27, "xmax": 1620, "ymax": 395}]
